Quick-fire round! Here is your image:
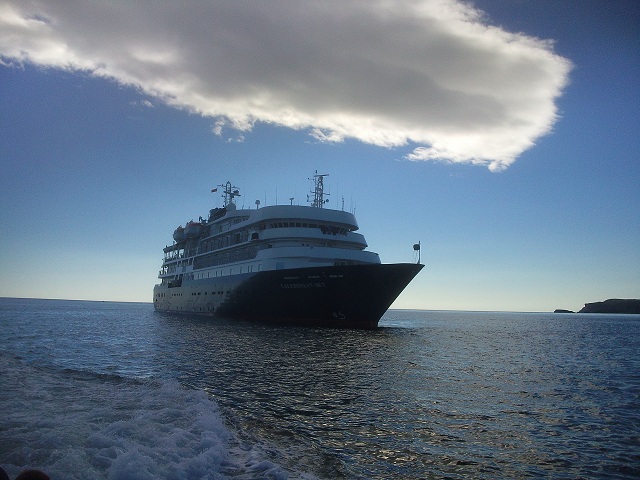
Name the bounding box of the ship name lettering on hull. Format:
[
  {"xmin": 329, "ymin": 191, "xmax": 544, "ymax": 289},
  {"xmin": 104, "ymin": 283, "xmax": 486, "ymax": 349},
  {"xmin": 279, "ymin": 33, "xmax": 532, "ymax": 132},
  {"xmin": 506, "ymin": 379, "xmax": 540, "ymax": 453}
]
[{"xmin": 280, "ymin": 282, "xmax": 326, "ymax": 289}]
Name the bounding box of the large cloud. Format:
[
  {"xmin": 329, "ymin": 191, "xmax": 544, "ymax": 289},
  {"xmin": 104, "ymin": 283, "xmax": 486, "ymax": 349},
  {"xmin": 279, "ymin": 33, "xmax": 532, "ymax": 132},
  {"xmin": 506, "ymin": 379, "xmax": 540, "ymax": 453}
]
[{"xmin": 0, "ymin": 0, "xmax": 571, "ymax": 170}]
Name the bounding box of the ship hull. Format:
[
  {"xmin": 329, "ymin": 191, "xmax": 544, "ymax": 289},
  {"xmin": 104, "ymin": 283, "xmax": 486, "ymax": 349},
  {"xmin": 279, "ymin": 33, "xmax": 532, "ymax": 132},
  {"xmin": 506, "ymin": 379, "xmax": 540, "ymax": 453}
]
[{"xmin": 154, "ymin": 263, "xmax": 423, "ymax": 328}]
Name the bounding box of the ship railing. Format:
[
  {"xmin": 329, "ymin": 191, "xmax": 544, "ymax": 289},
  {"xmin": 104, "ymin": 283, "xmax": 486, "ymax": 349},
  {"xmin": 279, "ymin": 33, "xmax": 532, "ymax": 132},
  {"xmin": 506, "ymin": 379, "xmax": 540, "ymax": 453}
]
[{"xmin": 163, "ymin": 252, "xmax": 185, "ymax": 262}]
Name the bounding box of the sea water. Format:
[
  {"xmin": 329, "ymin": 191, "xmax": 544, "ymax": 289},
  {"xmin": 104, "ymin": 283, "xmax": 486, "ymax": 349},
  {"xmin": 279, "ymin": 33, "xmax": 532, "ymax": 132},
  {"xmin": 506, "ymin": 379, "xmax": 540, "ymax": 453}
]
[{"xmin": 1, "ymin": 298, "xmax": 638, "ymax": 479}]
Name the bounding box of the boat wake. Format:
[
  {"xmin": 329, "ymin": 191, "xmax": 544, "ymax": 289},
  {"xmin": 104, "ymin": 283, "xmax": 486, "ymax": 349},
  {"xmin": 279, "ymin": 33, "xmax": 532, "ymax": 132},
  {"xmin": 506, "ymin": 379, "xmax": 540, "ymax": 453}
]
[{"xmin": 0, "ymin": 354, "xmax": 316, "ymax": 480}]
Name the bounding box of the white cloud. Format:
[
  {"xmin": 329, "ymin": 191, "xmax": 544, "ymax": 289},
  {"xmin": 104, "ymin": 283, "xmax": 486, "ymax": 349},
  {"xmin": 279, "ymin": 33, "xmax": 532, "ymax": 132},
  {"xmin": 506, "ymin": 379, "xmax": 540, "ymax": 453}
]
[
  {"xmin": 0, "ymin": 0, "xmax": 571, "ymax": 170},
  {"xmin": 130, "ymin": 99, "xmax": 154, "ymax": 109}
]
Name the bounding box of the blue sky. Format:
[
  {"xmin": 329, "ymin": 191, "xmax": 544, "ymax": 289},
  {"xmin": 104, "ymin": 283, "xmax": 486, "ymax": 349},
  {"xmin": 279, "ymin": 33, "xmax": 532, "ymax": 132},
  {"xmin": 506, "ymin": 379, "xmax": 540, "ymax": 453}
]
[{"xmin": 1, "ymin": 0, "xmax": 638, "ymax": 311}]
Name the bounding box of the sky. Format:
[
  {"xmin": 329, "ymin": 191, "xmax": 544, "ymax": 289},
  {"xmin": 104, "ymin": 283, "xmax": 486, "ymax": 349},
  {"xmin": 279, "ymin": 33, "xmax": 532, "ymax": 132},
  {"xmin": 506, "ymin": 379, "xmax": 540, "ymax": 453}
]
[{"xmin": 0, "ymin": 0, "xmax": 638, "ymax": 312}]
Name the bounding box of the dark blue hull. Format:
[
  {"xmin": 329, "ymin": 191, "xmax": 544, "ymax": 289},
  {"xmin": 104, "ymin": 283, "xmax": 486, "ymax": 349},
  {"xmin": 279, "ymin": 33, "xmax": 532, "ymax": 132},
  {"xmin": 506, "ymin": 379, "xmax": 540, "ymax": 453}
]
[{"xmin": 154, "ymin": 263, "xmax": 423, "ymax": 328}]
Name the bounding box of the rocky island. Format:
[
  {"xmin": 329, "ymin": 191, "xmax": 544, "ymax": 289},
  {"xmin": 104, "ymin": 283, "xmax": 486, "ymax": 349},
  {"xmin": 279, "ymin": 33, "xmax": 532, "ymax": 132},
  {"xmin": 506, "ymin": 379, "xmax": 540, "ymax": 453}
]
[{"xmin": 555, "ymin": 298, "xmax": 640, "ymax": 314}]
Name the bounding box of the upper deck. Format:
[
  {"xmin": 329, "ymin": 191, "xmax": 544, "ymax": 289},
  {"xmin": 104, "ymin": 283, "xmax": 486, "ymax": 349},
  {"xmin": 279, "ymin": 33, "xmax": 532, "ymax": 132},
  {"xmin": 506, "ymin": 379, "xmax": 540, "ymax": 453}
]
[
  {"xmin": 159, "ymin": 174, "xmax": 375, "ymax": 277},
  {"xmin": 206, "ymin": 204, "xmax": 358, "ymax": 234}
]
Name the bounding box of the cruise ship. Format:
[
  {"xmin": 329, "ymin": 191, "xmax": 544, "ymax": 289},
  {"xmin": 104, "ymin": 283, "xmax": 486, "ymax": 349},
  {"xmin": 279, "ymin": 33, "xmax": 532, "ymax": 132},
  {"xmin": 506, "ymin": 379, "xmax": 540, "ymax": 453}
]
[{"xmin": 153, "ymin": 172, "xmax": 423, "ymax": 328}]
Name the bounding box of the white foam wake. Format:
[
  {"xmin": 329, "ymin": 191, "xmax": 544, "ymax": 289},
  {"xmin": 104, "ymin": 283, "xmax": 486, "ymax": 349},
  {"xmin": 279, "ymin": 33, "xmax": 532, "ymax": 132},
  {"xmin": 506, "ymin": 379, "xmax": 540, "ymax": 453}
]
[{"xmin": 0, "ymin": 355, "xmax": 311, "ymax": 479}]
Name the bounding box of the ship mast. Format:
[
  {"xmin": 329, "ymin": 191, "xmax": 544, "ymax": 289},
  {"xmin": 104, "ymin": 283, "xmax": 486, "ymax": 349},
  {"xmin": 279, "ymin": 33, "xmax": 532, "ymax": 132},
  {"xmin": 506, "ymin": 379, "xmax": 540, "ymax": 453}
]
[
  {"xmin": 308, "ymin": 170, "xmax": 329, "ymax": 208},
  {"xmin": 219, "ymin": 181, "xmax": 241, "ymax": 207}
]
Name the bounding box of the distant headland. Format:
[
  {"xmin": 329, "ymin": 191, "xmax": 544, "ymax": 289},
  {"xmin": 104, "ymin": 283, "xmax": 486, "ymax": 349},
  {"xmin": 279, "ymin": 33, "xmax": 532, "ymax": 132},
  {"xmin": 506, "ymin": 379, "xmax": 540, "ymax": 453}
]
[{"xmin": 555, "ymin": 298, "xmax": 640, "ymax": 314}]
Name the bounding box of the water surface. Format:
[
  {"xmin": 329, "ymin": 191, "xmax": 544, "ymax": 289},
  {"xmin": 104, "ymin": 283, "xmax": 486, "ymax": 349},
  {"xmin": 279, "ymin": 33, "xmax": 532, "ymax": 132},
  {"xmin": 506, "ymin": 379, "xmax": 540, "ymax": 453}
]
[{"xmin": 1, "ymin": 298, "xmax": 638, "ymax": 479}]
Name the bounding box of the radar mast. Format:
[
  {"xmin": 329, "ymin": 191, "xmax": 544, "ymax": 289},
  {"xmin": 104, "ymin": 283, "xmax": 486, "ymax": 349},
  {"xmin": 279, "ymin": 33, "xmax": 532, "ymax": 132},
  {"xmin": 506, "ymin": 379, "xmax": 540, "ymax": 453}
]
[
  {"xmin": 219, "ymin": 181, "xmax": 241, "ymax": 207},
  {"xmin": 308, "ymin": 170, "xmax": 329, "ymax": 208}
]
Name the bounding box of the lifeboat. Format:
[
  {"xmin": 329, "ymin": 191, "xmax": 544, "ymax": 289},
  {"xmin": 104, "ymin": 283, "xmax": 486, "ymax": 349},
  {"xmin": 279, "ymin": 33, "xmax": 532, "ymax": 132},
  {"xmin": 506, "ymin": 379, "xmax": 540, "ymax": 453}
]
[
  {"xmin": 185, "ymin": 221, "xmax": 204, "ymax": 238},
  {"xmin": 173, "ymin": 226, "xmax": 186, "ymax": 243}
]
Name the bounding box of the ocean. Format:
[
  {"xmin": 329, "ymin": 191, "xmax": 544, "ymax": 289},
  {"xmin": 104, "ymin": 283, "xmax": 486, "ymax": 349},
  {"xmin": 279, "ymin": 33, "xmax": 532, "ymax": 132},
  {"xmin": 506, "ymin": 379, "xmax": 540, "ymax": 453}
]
[{"xmin": 1, "ymin": 298, "xmax": 638, "ymax": 479}]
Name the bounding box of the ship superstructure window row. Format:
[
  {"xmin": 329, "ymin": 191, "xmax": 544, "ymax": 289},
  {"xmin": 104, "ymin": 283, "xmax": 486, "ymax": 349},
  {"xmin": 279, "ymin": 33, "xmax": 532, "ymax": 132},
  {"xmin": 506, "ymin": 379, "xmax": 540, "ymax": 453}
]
[
  {"xmin": 193, "ymin": 246, "xmax": 259, "ymax": 269},
  {"xmin": 264, "ymin": 222, "xmax": 349, "ymax": 235},
  {"xmin": 192, "ymin": 222, "xmax": 352, "ymax": 257},
  {"xmin": 201, "ymin": 221, "xmax": 349, "ymax": 240}
]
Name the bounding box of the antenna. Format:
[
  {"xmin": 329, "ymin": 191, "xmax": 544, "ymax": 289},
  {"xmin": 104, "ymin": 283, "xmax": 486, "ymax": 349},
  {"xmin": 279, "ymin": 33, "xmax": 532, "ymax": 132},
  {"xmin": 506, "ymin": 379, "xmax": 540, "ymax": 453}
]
[
  {"xmin": 308, "ymin": 170, "xmax": 329, "ymax": 208},
  {"xmin": 218, "ymin": 181, "xmax": 241, "ymax": 207}
]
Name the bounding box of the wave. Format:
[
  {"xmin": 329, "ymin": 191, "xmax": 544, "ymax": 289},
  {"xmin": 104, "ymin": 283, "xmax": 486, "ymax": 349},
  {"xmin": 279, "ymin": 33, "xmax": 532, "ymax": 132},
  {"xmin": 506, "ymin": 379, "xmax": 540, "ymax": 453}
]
[{"xmin": 0, "ymin": 354, "xmax": 314, "ymax": 479}]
